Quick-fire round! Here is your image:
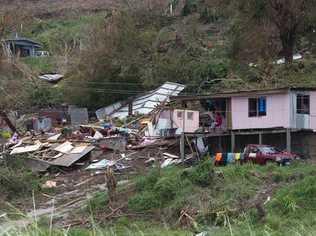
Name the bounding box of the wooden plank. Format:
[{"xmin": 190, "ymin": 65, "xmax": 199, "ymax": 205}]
[{"xmin": 185, "ymin": 135, "xmax": 194, "ymax": 154}]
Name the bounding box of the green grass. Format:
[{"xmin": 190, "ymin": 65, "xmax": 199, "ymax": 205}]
[
  {"xmin": 25, "ymin": 13, "xmax": 105, "ymax": 53},
  {"xmin": 22, "ymin": 57, "xmax": 56, "ymax": 74},
  {"xmin": 86, "ymin": 192, "xmax": 109, "ymax": 213},
  {"xmin": 2, "ymin": 221, "xmax": 191, "ymax": 236},
  {"xmin": 126, "ymin": 160, "xmax": 316, "ymax": 235},
  {"xmin": 3, "ymin": 160, "xmax": 316, "ymax": 235}
]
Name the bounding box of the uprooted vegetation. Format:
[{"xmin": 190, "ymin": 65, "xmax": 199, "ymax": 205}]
[{"xmin": 83, "ymin": 160, "xmax": 316, "ymax": 235}]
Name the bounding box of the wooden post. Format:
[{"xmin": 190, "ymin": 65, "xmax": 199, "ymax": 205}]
[
  {"xmin": 286, "ymin": 129, "xmax": 291, "ymax": 152},
  {"xmin": 231, "ymin": 132, "xmax": 235, "ymax": 152},
  {"xmin": 180, "ymin": 132, "xmax": 185, "ymax": 162},
  {"xmin": 259, "ymin": 132, "xmax": 263, "ymax": 145},
  {"xmin": 128, "ymin": 101, "xmax": 133, "ymax": 116},
  {"xmin": 218, "ymin": 136, "xmax": 222, "ymax": 152}
]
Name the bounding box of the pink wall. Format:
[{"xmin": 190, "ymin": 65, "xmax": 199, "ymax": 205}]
[
  {"xmin": 231, "ymin": 93, "xmax": 290, "ymax": 130},
  {"xmin": 309, "ymin": 91, "xmax": 316, "ymax": 130},
  {"xmin": 173, "ymin": 109, "xmax": 200, "ymax": 133}
]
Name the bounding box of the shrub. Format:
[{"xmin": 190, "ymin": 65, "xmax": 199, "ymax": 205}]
[
  {"xmin": 87, "ymin": 192, "xmax": 109, "ymax": 212},
  {"xmin": 128, "ymin": 191, "xmax": 160, "ymax": 212},
  {"xmin": 135, "ymin": 169, "xmax": 160, "ymax": 192},
  {"xmin": 187, "ymin": 159, "xmax": 215, "ymax": 187},
  {"xmin": 0, "ymin": 164, "xmax": 41, "ymax": 200},
  {"xmin": 153, "ymin": 177, "xmax": 179, "ymax": 202},
  {"xmin": 271, "ymin": 171, "xmax": 284, "ymax": 183},
  {"xmin": 270, "ymin": 176, "xmax": 316, "ymax": 214}
]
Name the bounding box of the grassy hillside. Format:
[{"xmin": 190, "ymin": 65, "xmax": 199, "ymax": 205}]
[{"xmin": 2, "ymin": 160, "xmax": 316, "ymax": 235}]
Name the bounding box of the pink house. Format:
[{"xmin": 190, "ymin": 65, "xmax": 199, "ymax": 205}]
[
  {"xmin": 173, "ymin": 88, "xmax": 316, "ymax": 131},
  {"xmin": 171, "ymin": 87, "xmax": 316, "ymax": 156},
  {"xmin": 231, "ymin": 88, "xmax": 316, "ymax": 130}
]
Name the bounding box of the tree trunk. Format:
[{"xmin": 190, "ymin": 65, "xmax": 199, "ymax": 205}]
[
  {"xmin": 280, "ymin": 30, "xmax": 296, "ymax": 64},
  {"xmin": 0, "ymin": 111, "xmax": 17, "ymax": 133}
]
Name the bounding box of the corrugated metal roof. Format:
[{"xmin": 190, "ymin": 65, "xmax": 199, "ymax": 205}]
[
  {"xmin": 96, "ymin": 82, "xmax": 185, "ymax": 119},
  {"xmin": 5, "ymin": 37, "xmax": 42, "ymax": 47},
  {"xmin": 50, "ymin": 146, "xmax": 95, "ymax": 167}
]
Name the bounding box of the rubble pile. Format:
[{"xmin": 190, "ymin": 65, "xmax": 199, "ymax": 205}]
[
  {"xmin": 0, "ymin": 82, "xmax": 203, "ymax": 175},
  {"xmin": 0, "ymin": 116, "xmax": 189, "ymax": 174}
]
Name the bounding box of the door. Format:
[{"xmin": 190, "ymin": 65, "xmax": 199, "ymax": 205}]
[{"xmin": 296, "ymin": 93, "xmax": 310, "ymax": 129}]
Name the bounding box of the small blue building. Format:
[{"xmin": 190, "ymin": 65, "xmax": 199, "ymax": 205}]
[{"xmin": 5, "ymin": 36, "xmax": 42, "ymax": 57}]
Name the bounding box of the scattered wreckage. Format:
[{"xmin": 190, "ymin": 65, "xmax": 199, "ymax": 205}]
[
  {"xmin": 3, "ymin": 121, "xmax": 194, "ymax": 172},
  {"xmin": 0, "ymin": 81, "xmax": 201, "ymax": 174},
  {"xmin": 1, "ymin": 113, "xmax": 196, "ymax": 174},
  {"xmin": 1, "ymin": 81, "xmax": 297, "ymax": 177}
]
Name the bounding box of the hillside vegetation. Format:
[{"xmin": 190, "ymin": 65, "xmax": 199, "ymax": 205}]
[
  {"xmin": 2, "ymin": 159, "xmax": 316, "ymax": 235},
  {"xmin": 1, "ymin": 0, "xmax": 315, "ymax": 111}
]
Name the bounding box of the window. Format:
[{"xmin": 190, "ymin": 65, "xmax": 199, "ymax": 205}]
[
  {"xmin": 177, "ymin": 111, "xmax": 183, "ymax": 119},
  {"xmin": 258, "ymin": 146, "xmax": 280, "ymax": 154},
  {"xmin": 248, "ymin": 97, "xmax": 266, "ymax": 117},
  {"xmin": 187, "ymin": 112, "xmax": 194, "ymax": 120},
  {"xmin": 248, "ymin": 98, "xmax": 258, "ymax": 117},
  {"xmin": 297, "ymin": 94, "xmax": 310, "ymax": 114}
]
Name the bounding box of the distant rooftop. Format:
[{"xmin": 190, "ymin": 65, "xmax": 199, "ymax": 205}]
[{"xmin": 5, "ymin": 36, "xmax": 42, "ymax": 48}]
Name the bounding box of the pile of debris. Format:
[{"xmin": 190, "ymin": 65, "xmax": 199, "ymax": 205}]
[
  {"xmin": 1, "ymin": 82, "xmax": 204, "ymax": 175},
  {"xmin": 1, "ymin": 118, "xmax": 187, "ymax": 173}
]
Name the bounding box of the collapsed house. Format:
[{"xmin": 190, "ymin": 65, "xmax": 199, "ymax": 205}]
[
  {"xmin": 96, "ymin": 82, "xmax": 186, "ymax": 120},
  {"xmin": 1, "ymin": 82, "xmax": 191, "ymax": 173}
]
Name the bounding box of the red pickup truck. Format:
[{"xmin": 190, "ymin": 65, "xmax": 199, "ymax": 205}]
[{"xmin": 243, "ymin": 144, "xmax": 298, "ymax": 165}]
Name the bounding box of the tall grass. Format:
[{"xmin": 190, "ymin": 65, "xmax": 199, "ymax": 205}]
[{"xmin": 2, "ymin": 161, "xmax": 316, "ymax": 236}]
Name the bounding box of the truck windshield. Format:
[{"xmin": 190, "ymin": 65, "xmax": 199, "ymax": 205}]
[{"xmin": 258, "ymin": 146, "xmax": 280, "ymax": 154}]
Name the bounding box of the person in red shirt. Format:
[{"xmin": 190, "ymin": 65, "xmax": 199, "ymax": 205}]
[{"xmin": 215, "ymin": 112, "xmax": 223, "ymax": 128}]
